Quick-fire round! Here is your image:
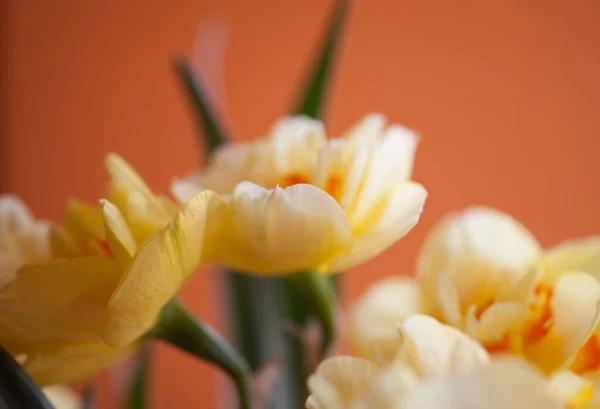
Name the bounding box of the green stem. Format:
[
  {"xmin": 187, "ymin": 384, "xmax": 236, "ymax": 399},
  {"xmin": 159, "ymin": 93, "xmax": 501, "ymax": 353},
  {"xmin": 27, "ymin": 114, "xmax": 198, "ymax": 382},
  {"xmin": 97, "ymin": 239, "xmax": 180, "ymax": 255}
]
[
  {"xmin": 127, "ymin": 343, "xmax": 151, "ymax": 409},
  {"xmin": 148, "ymin": 299, "xmax": 253, "ymax": 409}
]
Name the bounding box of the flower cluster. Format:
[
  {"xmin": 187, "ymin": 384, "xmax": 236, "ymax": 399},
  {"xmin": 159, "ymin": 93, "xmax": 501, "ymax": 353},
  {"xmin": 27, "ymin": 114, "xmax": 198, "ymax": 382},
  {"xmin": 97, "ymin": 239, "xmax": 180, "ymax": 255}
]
[{"xmin": 338, "ymin": 207, "xmax": 600, "ymax": 408}]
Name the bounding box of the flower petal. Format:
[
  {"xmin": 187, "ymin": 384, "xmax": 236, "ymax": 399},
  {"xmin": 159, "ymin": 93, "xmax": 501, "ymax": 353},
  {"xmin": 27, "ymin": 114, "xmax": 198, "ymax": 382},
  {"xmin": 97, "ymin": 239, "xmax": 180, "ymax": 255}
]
[
  {"xmin": 547, "ymin": 371, "xmax": 594, "ymax": 407},
  {"xmin": 543, "ymin": 237, "xmax": 600, "ymax": 283},
  {"xmin": 215, "ymin": 182, "xmax": 351, "ymax": 275},
  {"xmin": 350, "ymin": 277, "xmax": 422, "ymax": 364},
  {"xmin": 328, "ymin": 181, "xmax": 427, "ymax": 273},
  {"xmin": 397, "ymin": 314, "xmax": 490, "ymax": 379},
  {"xmin": 101, "ymin": 199, "xmax": 137, "ymax": 270},
  {"xmin": 417, "ymin": 207, "xmax": 541, "ymax": 314},
  {"xmin": 525, "ymin": 272, "xmax": 600, "ymax": 373},
  {"xmin": 104, "ymin": 191, "xmax": 222, "ymax": 347},
  {"xmin": 42, "ymin": 386, "xmax": 81, "ymax": 409},
  {"xmin": 0, "ymin": 257, "xmax": 121, "ymax": 353},
  {"xmin": 306, "ymin": 356, "xmax": 380, "ymax": 409},
  {"xmin": 405, "ymin": 358, "xmax": 562, "ymax": 409},
  {"xmin": 25, "ymin": 342, "xmax": 133, "ymax": 386}
]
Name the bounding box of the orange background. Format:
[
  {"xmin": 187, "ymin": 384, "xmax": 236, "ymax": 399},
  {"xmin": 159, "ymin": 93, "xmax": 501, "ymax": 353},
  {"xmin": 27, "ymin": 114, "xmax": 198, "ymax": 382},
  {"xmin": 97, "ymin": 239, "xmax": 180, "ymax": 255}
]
[{"xmin": 2, "ymin": 1, "xmax": 600, "ymax": 408}]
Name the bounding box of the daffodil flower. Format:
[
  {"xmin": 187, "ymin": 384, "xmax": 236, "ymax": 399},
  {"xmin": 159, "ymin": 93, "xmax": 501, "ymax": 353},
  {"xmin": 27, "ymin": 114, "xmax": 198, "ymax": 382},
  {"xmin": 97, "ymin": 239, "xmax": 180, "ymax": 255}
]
[
  {"xmin": 0, "ymin": 154, "xmax": 218, "ymax": 385},
  {"xmin": 307, "ymin": 315, "xmax": 561, "ymax": 409},
  {"xmin": 351, "ymin": 206, "xmax": 600, "ymax": 380},
  {"xmin": 173, "ymin": 114, "xmax": 427, "ymax": 275}
]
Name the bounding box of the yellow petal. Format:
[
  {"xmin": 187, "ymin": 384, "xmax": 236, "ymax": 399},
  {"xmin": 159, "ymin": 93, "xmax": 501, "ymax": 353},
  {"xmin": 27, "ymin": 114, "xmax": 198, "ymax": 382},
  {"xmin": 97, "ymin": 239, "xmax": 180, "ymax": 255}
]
[
  {"xmin": 547, "ymin": 371, "xmax": 594, "ymax": 407},
  {"xmin": 405, "ymin": 358, "xmax": 562, "ymax": 409},
  {"xmin": 105, "ymin": 153, "xmax": 154, "ymax": 199},
  {"xmin": 397, "ymin": 314, "xmax": 490, "ymax": 379},
  {"xmin": 543, "ymin": 237, "xmax": 600, "ymax": 283},
  {"xmin": 328, "ymin": 181, "xmax": 427, "ymax": 273},
  {"xmin": 306, "ymin": 356, "xmax": 380, "ymax": 409},
  {"xmin": 62, "ymin": 200, "xmax": 105, "ymax": 241},
  {"xmin": 0, "ymin": 257, "xmax": 121, "ymax": 353},
  {"xmin": 215, "ymin": 182, "xmax": 351, "ymax": 275},
  {"xmin": 101, "ymin": 199, "xmax": 137, "ymax": 270},
  {"xmin": 525, "ymin": 272, "xmax": 600, "ymax": 373},
  {"xmin": 104, "ymin": 190, "xmax": 222, "ymax": 347},
  {"xmin": 25, "ymin": 342, "xmax": 133, "ymax": 386},
  {"xmin": 42, "ymin": 386, "xmax": 81, "ymax": 409},
  {"xmin": 350, "ymin": 277, "xmax": 422, "ymax": 364},
  {"xmin": 417, "ymin": 207, "xmax": 541, "ymax": 314}
]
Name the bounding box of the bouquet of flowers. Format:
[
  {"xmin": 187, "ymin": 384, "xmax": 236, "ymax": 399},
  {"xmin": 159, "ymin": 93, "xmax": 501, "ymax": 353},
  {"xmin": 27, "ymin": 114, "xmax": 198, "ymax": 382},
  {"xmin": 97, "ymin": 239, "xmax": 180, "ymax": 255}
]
[{"xmin": 1, "ymin": 1, "xmax": 598, "ymax": 409}]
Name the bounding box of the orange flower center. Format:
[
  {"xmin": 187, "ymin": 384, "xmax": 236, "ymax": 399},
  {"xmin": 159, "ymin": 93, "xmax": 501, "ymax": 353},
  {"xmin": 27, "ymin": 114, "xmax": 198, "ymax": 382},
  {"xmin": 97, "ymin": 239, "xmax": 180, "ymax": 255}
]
[
  {"xmin": 95, "ymin": 238, "xmax": 113, "ymax": 258},
  {"xmin": 570, "ymin": 335, "xmax": 600, "ymax": 374},
  {"xmin": 279, "ymin": 173, "xmax": 344, "ymax": 201},
  {"xmin": 526, "ymin": 284, "xmax": 554, "ymax": 342}
]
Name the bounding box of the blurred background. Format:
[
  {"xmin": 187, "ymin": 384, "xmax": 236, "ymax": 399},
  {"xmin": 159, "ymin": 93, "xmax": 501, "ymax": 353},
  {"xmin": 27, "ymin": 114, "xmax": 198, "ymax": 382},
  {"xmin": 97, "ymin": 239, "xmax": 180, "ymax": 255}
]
[{"xmin": 2, "ymin": 1, "xmax": 600, "ymax": 408}]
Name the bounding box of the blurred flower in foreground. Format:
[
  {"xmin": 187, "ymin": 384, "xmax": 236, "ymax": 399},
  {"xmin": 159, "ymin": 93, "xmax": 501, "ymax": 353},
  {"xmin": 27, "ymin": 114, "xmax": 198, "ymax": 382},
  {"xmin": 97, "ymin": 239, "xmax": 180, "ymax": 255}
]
[
  {"xmin": 307, "ymin": 315, "xmax": 561, "ymax": 409},
  {"xmin": 42, "ymin": 386, "xmax": 80, "ymax": 409},
  {"xmin": 173, "ymin": 114, "xmax": 427, "ymax": 275},
  {"xmin": 0, "ymin": 154, "xmax": 217, "ymax": 385},
  {"xmin": 350, "ymin": 206, "xmax": 600, "ymax": 400}
]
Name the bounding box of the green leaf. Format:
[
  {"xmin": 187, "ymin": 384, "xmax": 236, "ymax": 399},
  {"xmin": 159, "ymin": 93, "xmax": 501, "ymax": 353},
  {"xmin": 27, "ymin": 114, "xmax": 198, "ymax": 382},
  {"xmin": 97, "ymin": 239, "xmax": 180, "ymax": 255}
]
[
  {"xmin": 294, "ymin": 0, "xmax": 351, "ymax": 119},
  {"xmin": 127, "ymin": 344, "xmax": 151, "ymax": 409},
  {"xmin": 290, "ymin": 271, "xmax": 335, "ymax": 358},
  {"xmin": 173, "ymin": 58, "xmax": 229, "ymax": 154},
  {"xmin": 0, "ymin": 345, "xmax": 53, "ymax": 409},
  {"xmin": 82, "ymin": 384, "xmax": 95, "ymax": 409},
  {"xmin": 148, "ymin": 299, "xmax": 253, "ymax": 409}
]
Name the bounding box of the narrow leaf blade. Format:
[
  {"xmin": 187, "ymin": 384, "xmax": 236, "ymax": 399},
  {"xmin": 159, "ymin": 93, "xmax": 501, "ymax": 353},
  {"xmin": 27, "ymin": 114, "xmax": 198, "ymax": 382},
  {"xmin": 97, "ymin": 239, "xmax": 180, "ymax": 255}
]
[
  {"xmin": 173, "ymin": 58, "xmax": 229, "ymax": 154},
  {"xmin": 295, "ymin": 0, "xmax": 351, "ymax": 119}
]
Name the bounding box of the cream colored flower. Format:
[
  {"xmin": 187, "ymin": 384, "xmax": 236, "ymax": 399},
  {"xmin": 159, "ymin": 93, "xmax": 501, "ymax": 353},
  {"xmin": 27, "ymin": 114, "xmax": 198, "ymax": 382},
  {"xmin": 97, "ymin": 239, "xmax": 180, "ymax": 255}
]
[
  {"xmin": 0, "ymin": 195, "xmax": 50, "ymax": 288},
  {"xmin": 308, "ymin": 316, "xmax": 560, "ymax": 409},
  {"xmin": 173, "ymin": 114, "xmax": 427, "ymax": 275}
]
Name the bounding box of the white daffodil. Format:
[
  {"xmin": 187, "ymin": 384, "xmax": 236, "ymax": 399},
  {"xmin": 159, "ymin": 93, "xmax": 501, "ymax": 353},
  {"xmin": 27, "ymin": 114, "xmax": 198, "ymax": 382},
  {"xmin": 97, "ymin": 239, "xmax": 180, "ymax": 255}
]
[{"xmin": 173, "ymin": 114, "xmax": 427, "ymax": 276}]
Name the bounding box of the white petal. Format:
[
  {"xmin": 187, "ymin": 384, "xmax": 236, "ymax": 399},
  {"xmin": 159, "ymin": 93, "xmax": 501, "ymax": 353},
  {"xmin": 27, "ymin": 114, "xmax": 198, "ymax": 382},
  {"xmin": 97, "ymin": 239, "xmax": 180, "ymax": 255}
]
[
  {"xmin": 473, "ymin": 302, "xmax": 529, "ymax": 345},
  {"xmin": 42, "ymin": 386, "xmax": 80, "ymax": 409},
  {"xmin": 398, "ymin": 314, "xmax": 490, "ymax": 379},
  {"xmin": 543, "ymin": 237, "xmax": 600, "ymax": 283},
  {"xmin": 216, "ymin": 182, "xmax": 351, "ymax": 275},
  {"xmin": 306, "ymin": 356, "xmax": 380, "ymax": 409},
  {"xmin": 417, "ymin": 207, "xmax": 541, "ymax": 314},
  {"xmin": 404, "ymin": 358, "xmax": 562, "ymax": 409},
  {"xmin": 350, "ymin": 277, "xmax": 422, "ymax": 364},
  {"xmin": 172, "ymin": 173, "xmax": 204, "ymax": 204},
  {"xmin": 525, "ymin": 272, "xmax": 600, "ymax": 373},
  {"xmin": 547, "ymin": 371, "xmax": 594, "ymax": 407},
  {"xmin": 328, "ymin": 182, "xmax": 427, "ymax": 272}
]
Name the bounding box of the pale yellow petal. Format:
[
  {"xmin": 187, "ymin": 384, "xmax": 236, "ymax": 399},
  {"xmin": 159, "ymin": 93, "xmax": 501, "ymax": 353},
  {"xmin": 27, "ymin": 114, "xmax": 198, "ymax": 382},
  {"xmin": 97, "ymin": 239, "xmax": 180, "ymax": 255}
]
[
  {"xmin": 436, "ymin": 275, "xmax": 463, "ymax": 328},
  {"xmin": 0, "ymin": 257, "xmax": 121, "ymax": 353},
  {"xmin": 472, "ymin": 302, "xmax": 529, "ymax": 345},
  {"xmin": 25, "ymin": 342, "xmax": 134, "ymax": 386},
  {"xmin": 104, "ymin": 191, "xmax": 222, "ymax": 347},
  {"xmin": 42, "ymin": 386, "xmax": 80, "ymax": 409},
  {"xmin": 269, "ymin": 116, "xmax": 326, "ymax": 176},
  {"xmin": 306, "ymin": 356, "xmax": 380, "ymax": 409},
  {"xmin": 216, "ymin": 182, "xmax": 351, "ymax": 275},
  {"xmin": 105, "ymin": 153, "xmax": 154, "ymax": 199},
  {"xmin": 547, "ymin": 371, "xmax": 594, "ymax": 407},
  {"xmin": 172, "ymin": 177, "xmax": 204, "ymax": 204},
  {"xmin": 101, "ymin": 199, "xmax": 137, "ymax": 270},
  {"xmin": 404, "ymin": 358, "xmax": 562, "ymax": 409},
  {"xmin": 417, "ymin": 207, "xmax": 541, "ymax": 314},
  {"xmin": 525, "ymin": 272, "xmax": 600, "ymax": 373},
  {"xmin": 62, "ymin": 199, "xmax": 106, "ymax": 241},
  {"xmin": 328, "ymin": 181, "xmax": 427, "ymax": 273},
  {"xmin": 347, "ymin": 125, "xmax": 419, "ymax": 227},
  {"xmin": 350, "ymin": 277, "xmax": 422, "ymax": 364},
  {"xmin": 543, "ymin": 237, "xmax": 600, "ymax": 283},
  {"xmin": 398, "ymin": 314, "xmax": 490, "ymax": 379}
]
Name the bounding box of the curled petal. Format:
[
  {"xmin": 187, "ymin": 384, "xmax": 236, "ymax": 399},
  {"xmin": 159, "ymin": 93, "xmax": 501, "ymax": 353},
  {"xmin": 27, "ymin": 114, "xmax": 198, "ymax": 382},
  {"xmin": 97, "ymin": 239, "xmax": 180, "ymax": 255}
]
[
  {"xmin": 328, "ymin": 182, "xmax": 427, "ymax": 273},
  {"xmin": 397, "ymin": 314, "xmax": 490, "ymax": 379},
  {"xmin": 216, "ymin": 182, "xmax": 351, "ymax": 275},
  {"xmin": 101, "ymin": 200, "xmax": 137, "ymax": 270},
  {"xmin": 350, "ymin": 277, "xmax": 422, "ymax": 364},
  {"xmin": 525, "ymin": 272, "xmax": 600, "ymax": 373},
  {"xmin": 543, "ymin": 237, "xmax": 600, "ymax": 283},
  {"xmin": 104, "ymin": 191, "xmax": 222, "ymax": 347},
  {"xmin": 417, "ymin": 207, "xmax": 541, "ymax": 314}
]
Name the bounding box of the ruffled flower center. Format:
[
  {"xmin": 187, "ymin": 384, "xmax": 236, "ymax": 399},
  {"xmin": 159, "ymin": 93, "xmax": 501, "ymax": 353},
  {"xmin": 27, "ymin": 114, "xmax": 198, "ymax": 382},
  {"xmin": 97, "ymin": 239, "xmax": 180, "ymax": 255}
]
[{"xmin": 280, "ymin": 173, "xmax": 344, "ymax": 201}]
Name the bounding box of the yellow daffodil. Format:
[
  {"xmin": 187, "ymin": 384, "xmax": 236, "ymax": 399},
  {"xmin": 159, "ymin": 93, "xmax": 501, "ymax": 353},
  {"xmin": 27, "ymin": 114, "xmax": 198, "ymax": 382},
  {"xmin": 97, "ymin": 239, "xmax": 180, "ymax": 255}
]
[
  {"xmin": 351, "ymin": 206, "xmax": 600, "ymax": 379},
  {"xmin": 0, "ymin": 195, "xmax": 50, "ymax": 288},
  {"xmin": 308, "ymin": 315, "xmax": 560, "ymax": 409},
  {"xmin": 173, "ymin": 114, "xmax": 427, "ymax": 275},
  {"xmin": 0, "ymin": 154, "xmax": 217, "ymax": 385}
]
